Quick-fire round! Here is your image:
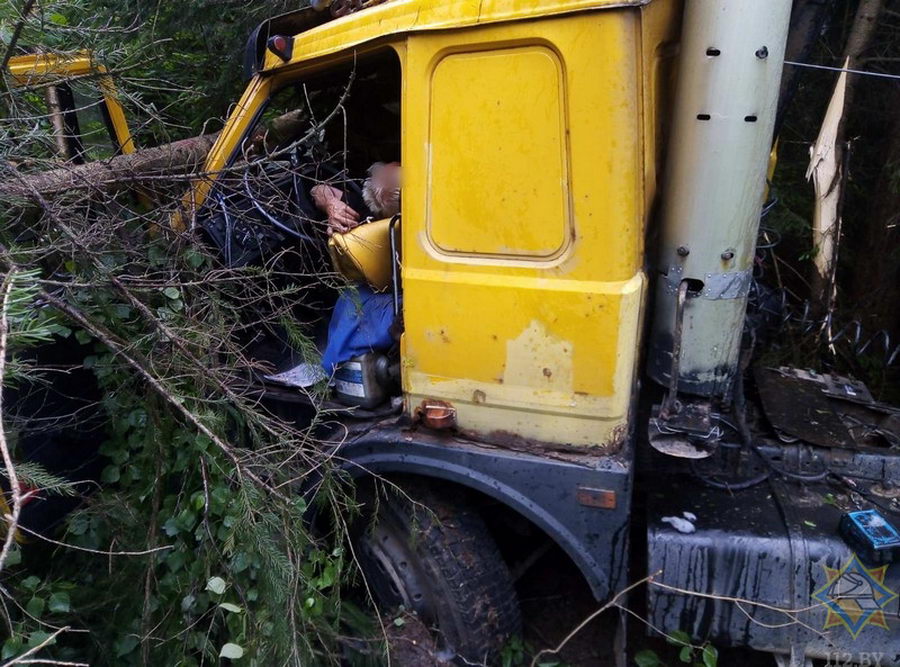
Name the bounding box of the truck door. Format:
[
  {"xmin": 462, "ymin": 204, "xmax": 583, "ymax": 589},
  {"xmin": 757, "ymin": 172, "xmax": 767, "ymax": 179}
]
[{"xmin": 401, "ymin": 12, "xmax": 647, "ymax": 449}]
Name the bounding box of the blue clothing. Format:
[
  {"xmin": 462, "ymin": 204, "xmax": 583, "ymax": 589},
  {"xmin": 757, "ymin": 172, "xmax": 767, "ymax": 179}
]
[{"xmin": 321, "ymin": 285, "xmax": 395, "ymax": 373}]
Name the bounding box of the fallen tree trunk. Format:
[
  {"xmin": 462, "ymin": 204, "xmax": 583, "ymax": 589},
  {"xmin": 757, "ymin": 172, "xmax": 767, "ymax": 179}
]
[
  {"xmin": 1, "ymin": 106, "xmax": 313, "ymax": 202},
  {"xmin": 1, "ymin": 133, "xmax": 219, "ymax": 201}
]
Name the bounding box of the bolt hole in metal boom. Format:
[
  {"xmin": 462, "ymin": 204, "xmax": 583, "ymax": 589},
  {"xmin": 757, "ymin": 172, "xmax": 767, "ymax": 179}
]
[{"xmin": 682, "ymin": 278, "xmax": 704, "ymax": 296}]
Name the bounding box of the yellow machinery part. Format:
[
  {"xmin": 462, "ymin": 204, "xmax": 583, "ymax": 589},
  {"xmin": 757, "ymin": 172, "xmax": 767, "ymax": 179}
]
[
  {"xmin": 7, "ymin": 51, "xmax": 136, "ymax": 155},
  {"xmin": 328, "ymin": 218, "xmax": 394, "ymax": 291}
]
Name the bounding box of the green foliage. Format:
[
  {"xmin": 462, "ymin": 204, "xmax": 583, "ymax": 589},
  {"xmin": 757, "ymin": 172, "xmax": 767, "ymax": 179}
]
[
  {"xmin": 0, "ymin": 240, "xmax": 356, "ymax": 663},
  {"xmin": 634, "ymin": 649, "xmax": 665, "ymax": 667},
  {"xmin": 66, "ymin": 0, "xmax": 307, "ymax": 140},
  {"xmin": 3, "ymin": 270, "xmax": 59, "ymax": 345},
  {"xmin": 0, "ymin": 272, "xmax": 89, "ymax": 663},
  {"xmin": 0, "ymin": 461, "xmax": 78, "ymax": 497},
  {"xmin": 0, "ymin": 4, "xmax": 362, "ymax": 660},
  {"xmin": 51, "ymin": 332, "xmax": 347, "ymax": 663},
  {"xmin": 633, "ymin": 632, "xmax": 718, "ymax": 667},
  {"xmin": 500, "ymin": 635, "xmax": 530, "ymax": 667}
]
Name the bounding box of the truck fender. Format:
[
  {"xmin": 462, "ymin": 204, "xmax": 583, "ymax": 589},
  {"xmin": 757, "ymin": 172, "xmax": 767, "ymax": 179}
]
[{"xmin": 335, "ymin": 432, "xmax": 634, "ymax": 601}]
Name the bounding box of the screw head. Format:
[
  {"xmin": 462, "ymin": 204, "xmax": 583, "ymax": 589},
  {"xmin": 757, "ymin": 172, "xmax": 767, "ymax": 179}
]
[
  {"xmin": 721, "ymin": 250, "xmax": 735, "ymax": 261},
  {"xmin": 756, "ymin": 46, "xmax": 769, "ymax": 59},
  {"xmin": 676, "ymin": 245, "xmax": 690, "ymax": 257}
]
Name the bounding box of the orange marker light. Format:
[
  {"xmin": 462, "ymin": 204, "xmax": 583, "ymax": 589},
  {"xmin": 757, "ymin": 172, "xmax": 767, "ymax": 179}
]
[{"xmin": 417, "ymin": 400, "xmax": 457, "ymax": 430}]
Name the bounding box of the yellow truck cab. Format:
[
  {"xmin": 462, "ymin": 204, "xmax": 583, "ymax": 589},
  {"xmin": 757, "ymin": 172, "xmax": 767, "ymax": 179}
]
[
  {"xmin": 189, "ymin": 0, "xmax": 678, "ymax": 449},
  {"xmin": 183, "ymin": 1, "xmax": 900, "ymax": 663},
  {"xmin": 7, "ymin": 51, "xmax": 135, "ymax": 161}
]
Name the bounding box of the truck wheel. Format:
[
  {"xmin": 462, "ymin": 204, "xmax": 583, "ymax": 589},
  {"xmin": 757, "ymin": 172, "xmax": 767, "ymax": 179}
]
[{"xmin": 353, "ymin": 479, "xmax": 521, "ymax": 664}]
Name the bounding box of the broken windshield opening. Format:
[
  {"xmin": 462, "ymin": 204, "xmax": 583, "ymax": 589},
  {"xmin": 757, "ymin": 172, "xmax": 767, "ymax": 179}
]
[{"xmin": 196, "ymin": 48, "xmax": 401, "ymax": 270}]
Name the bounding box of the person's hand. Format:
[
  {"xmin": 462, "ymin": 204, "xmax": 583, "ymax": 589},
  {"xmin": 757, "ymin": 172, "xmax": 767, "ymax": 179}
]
[
  {"xmin": 324, "ymin": 199, "xmax": 360, "ymax": 236},
  {"xmin": 311, "ymin": 183, "xmax": 361, "ymax": 236}
]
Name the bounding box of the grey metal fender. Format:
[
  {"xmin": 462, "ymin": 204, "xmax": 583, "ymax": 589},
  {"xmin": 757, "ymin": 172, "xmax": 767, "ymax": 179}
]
[{"xmin": 336, "ymin": 428, "xmax": 634, "ymax": 601}]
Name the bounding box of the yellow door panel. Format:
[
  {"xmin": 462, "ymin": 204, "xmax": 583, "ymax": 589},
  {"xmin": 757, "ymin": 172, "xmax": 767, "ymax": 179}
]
[
  {"xmin": 427, "ymin": 46, "xmax": 571, "ymax": 261},
  {"xmin": 402, "ymin": 12, "xmax": 657, "ymax": 449}
]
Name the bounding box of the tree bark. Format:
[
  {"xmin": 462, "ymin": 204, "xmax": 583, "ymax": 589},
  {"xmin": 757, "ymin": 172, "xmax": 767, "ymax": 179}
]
[
  {"xmin": 0, "ymin": 133, "xmax": 220, "ymax": 202},
  {"xmin": 807, "ymin": 0, "xmax": 884, "ymax": 311},
  {"xmin": 837, "ymin": 0, "xmax": 884, "ymax": 137},
  {"xmin": 850, "ymin": 86, "xmax": 900, "ymax": 333},
  {"xmin": 0, "ymin": 106, "xmax": 312, "ymax": 202},
  {"xmin": 44, "ymin": 85, "xmax": 71, "ymax": 160},
  {"xmin": 807, "ymin": 64, "xmax": 847, "ymax": 311}
]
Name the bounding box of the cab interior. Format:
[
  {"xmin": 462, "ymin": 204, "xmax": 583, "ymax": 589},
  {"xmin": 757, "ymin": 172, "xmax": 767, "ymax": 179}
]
[{"xmin": 194, "ymin": 49, "xmax": 404, "ymax": 412}]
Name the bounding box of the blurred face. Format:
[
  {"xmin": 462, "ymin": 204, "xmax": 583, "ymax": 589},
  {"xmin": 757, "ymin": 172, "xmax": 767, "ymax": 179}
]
[{"xmin": 363, "ymin": 161, "xmax": 401, "ymax": 218}]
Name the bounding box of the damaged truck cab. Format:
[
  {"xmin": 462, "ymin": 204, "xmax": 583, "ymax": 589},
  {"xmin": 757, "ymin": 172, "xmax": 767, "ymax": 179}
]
[
  {"xmin": 184, "ymin": 1, "xmax": 900, "ymax": 664},
  {"xmin": 191, "ymin": 0, "xmax": 678, "ymax": 442}
]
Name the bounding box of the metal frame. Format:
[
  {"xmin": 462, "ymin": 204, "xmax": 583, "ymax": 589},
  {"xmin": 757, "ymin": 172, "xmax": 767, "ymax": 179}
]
[{"xmin": 7, "ymin": 52, "xmax": 135, "ymax": 156}]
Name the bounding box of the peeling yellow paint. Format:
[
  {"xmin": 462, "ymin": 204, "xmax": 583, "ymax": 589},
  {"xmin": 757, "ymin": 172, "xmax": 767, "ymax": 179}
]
[{"xmin": 504, "ymin": 320, "xmax": 573, "ymax": 393}]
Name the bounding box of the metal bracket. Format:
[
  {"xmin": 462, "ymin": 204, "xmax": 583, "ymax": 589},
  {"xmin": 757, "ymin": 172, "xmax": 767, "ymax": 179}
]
[
  {"xmin": 662, "ymin": 266, "xmax": 752, "ymax": 300},
  {"xmin": 702, "ymin": 269, "xmax": 752, "ymax": 300}
]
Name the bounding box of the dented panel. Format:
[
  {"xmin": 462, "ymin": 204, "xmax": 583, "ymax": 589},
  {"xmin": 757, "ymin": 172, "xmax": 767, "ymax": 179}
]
[{"xmin": 403, "ymin": 272, "xmax": 644, "ymax": 447}]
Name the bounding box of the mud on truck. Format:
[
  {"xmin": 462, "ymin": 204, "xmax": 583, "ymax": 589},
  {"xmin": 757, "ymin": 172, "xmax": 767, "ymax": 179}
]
[{"xmin": 8, "ymin": 1, "xmax": 900, "ymax": 665}]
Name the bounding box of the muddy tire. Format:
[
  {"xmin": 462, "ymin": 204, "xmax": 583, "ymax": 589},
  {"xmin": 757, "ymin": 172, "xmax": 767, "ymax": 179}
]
[{"xmin": 354, "ymin": 479, "xmax": 521, "ymax": 664}]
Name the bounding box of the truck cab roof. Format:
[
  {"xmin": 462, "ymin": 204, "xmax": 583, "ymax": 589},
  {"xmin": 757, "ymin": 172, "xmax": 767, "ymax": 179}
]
[{"xmin": 245, "ymin": 0, "xmax": 649, "ymax": 78}]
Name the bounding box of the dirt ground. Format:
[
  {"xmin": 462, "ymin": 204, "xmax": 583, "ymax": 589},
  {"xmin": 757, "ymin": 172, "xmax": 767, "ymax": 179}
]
[
  {"xmin": 385, "ymin": 612, "xmax": 445, "ymax": 666},
  {"xmin": 516, "ymin": 547, "xmax": 615, "ymax": 665},
  {"xmin": 515, "ymin": 545, "xmax": 776, "ymax": 667}
]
